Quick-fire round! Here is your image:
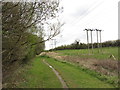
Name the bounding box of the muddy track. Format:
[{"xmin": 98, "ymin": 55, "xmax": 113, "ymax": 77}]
[{"xmin": 42, "ymin": 59, "xmax": 68, "ymax": 88}]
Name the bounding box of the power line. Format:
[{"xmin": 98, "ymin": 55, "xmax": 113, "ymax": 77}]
[{"xmin": 69, "ymin": 0, "xmax": 104, "ymax": 26}]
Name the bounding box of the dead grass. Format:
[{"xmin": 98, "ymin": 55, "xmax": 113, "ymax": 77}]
[
  {"xmin": 93, "ymin": 60, "xmax": 118, "ymax": 75},
  {"xmin": 45, "ymin": 52, "xmax": 118, "ymax": 76}
]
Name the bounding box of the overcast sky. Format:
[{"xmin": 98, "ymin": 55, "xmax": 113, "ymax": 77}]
[{"xmin": 45, "ymin": 0, "xmax": 119, "ymax": 50}]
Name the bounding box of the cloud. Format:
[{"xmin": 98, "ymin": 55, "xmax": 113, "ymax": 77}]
[
  {"xmin": 45, "ymin": 0, "xmax": 118, "ymax": 50},
  {"xmin": 70, "ymin": 7, "xmax": 90, "ymax": 17}
]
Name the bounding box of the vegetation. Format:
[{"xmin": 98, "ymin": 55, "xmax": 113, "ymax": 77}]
[
  {"xmin": 3, "ymin": 57, "xmax": 62, "ymax": 88},
  {"xmin": 2, "ymin": 1, "xmax": 63, "ymax": 84},
  {"xmin": 53, "ymin": 39, "xmax": 120, "ymax": 50},
  {"xmin": 45, "ymin": 56, "xmax": 115, "ymax": 88},
  {"xmin": 4, "ymin": 56, "xmax": 116, "ymax": 88},
  {"xmin": 2, "ymin": 1, "xmax": 119, "ymax": 88},
  {"xmin": 45, "ymin": 47, "xmax": 119, "ymax": 87},
  {"xmin": 55, "ymin": 47, "xmax": 118, "ymax": 60}
]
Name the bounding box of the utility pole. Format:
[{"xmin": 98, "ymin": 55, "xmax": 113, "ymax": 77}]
[
  {"xmin": 89, "ymin": 29, "xmax": 94, "ymax": 53},
  {"xmin": 51, "ymin": 39, "xmax": 56, "ymax": 50},
  {"xmin": 95, "ymin": 29, "xmax": 103, "ymax": 53},
  {"xmin": 95, "ymin": 29, "xmax": 99, "ymax": 51},
  {"xmin": 84, "ymin": 28, "xmax": 103, "ymax": 54},
  {"xmin": 84, "ymin": 29, "xmax": 90, "ymax": 54},
  {"xmin": 51, "ymin": 39, "xmax": 54, "ymax": 50},
  {"xmin": 98, "ymin": 29, "xmax": 103, "ymax": 53},
  {"xmin": 99, "ymin": 30, "xmax": 102, "ymax": 48},
  {"xmin": 54, "ymin": 39, "xmax": 57, "ymax": 49}
]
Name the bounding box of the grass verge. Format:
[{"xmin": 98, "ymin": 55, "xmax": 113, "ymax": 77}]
[
  {"xmin": 4, "ymin": 56, "xmax": 62, "ymax": 88},
  {"xmin": 41, "ymin": 55, "xmax": 115, "ymax": 88}
]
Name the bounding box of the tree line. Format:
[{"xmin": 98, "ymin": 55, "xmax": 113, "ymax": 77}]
[
  {"xmin": 2, "ymin": 1, "xmax": 63, "ymax": 81},
  {"xmin": 52, "ymin": 40, "xmax": 120, "ymax": 50}
]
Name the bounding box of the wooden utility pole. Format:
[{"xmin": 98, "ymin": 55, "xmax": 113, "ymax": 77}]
[
  {"xmin": 51, "ymin": 39, "xmax": 56, "ymax": 49},
  {"xmin": 96, "ymin": 29, "xmax": 99, "ymax": 48},
  {"xmin": 98, "ymin": 30, "xmax": 103, "ymax": 53},
  {"xmin": 90, "ymin": 29, "xmax": 94, "ymax": 53},
  {"xmin": 84, "ymin": 28, "xmax": 103, "ymax": 54},
  {"xmin": 51, "ymin": 39, "xmax": 54, "ymax": 50},
  {"xmin": 99, "ymin": 30, "xmax": 102, "ymax": 48},
  {"xmin": 95, "ymin": 29, "xmax": 103, "ymax": 53},
  {"xmin": 54, "ymin": 39, "xmax": 57, "ymax": 48},
  {"xmin": 84, "ymin": 29, "xmax": 90, "ymax": 54}
]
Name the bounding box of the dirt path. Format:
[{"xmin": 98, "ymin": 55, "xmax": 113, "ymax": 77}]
[{"xmin": 42, "ymin": 59, "xmax": 68, "ymax": 88}]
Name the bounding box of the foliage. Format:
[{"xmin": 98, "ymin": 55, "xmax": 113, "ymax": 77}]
[
  {"xmin": 53, "ymin": 39, "xmax": 120, "ymax": 50},
  {"xmin": 2, "ymin": 0, "xmax": 63, "ymax": 82}
]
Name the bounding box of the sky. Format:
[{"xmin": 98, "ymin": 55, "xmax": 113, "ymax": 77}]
[{"xmin": 45, "ymin": 0, "xmax": 119, "ymax": 50}]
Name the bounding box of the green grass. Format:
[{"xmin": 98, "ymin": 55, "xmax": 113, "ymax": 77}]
[
  {"xmin": 5, "ymin": 49, "xmax": 118, "ymax": 88},
  {"xmin": 42, "ymin": 56, "xmax": 115, "ymax": 88},
  {"xmin": 12, "ymin": 56, "xmax": 62, "ymax": 88},
  {"xmin": 55, "ymin": 47, "xmax": 118, "ymax": 60}
]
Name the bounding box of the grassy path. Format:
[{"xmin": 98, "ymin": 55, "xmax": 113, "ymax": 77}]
[
  {"xmin": 43, "ymin": 59, "xmax": 68, "ymax": 88},
  {"xmin": 10, "ymin": 55, "xmax": 115, "ymax": 88},
  {"xmin": 16, "ymin": 57, "xmax": 62, "ymax": 88},
  {"xmin": 42, "ymin": 56, "xmax": 114, "ymax": 88}
]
